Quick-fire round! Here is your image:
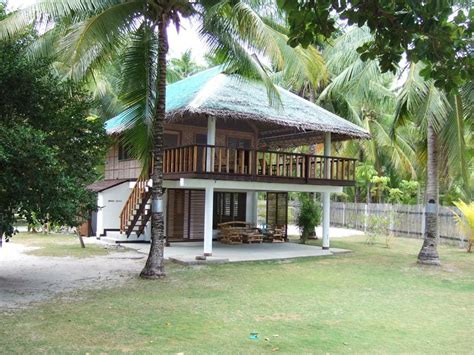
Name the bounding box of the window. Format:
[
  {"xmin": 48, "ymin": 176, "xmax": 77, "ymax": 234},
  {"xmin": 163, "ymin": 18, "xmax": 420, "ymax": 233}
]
[
  {"xmin": 195, "ymin": 133, "xmax": 207, "ymax": 144},
  {"xmin": 228, "ymin": 137, "xmax": 251, "ymax": 149},
  {"xmin": 164, "ymin": 132, "xmax": 179, "ymax": 148},
  {"xmin": 118, "ymin": 142, "xmax": 132, "ymax": 161}
]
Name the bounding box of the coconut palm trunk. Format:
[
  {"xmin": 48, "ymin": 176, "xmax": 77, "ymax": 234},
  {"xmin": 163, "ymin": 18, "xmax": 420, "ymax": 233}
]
[
  {"xmin": 417, "ymin": 120, "xmax": 440, "ymax": 265},
  {"xmin": 140, "ymin": 17, "xmax": 168, "ymax": 279}
]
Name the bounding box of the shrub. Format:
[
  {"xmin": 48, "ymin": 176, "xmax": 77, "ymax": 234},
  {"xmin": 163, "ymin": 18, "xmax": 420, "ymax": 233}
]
[
  {"xmin": 296, "ymin": 194, "xmax": 321, "ymax": 244},
  {"xmin": 366, "ymin": 213, "xmax": 393, "ymax": 248},
  {"xmin": 452, "ymin": 200, "xmax": 474, "ymax": 252}
]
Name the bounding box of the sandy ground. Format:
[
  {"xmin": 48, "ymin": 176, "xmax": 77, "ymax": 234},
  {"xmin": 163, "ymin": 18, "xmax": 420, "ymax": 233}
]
[
  {"xmin": 0, "ymin": 239, "xmax": 145, "ymax": 311},
  {"xmin": 0, "ymin": 227, "xmax": 362, "ymax": 311}
]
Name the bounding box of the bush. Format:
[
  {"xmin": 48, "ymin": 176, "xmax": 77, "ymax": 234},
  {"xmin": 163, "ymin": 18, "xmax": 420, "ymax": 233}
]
[
  {"xmin": 452, "ymin": 200, "xmax": 474, "ymax": 252},
  {"xmin": 366, "ymin": 213, "xmax": 393, "ymax": 248},
  {"xmin": 296, "ymin": 194, "xmax": 321, "ymax": 244}
]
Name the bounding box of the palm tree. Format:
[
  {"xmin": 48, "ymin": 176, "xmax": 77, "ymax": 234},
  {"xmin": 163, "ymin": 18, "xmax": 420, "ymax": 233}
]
[
  {"xmin": 318, "ymin": 27, "xmax": 417, "ymax": 184},
  {"xmin": 393, "ymin": 63, "xmax": 472, "ymax": 265},
  {"xmin": 1, "ymin": 0, "xmax": 195, "ymax": 278},
  {"xmin": 168, "ymin": 49, "xmax": 204, "ymax": 82},
  {"xmin": 1, "ymin": 0, "xmax": 326, "ymax": 278}
]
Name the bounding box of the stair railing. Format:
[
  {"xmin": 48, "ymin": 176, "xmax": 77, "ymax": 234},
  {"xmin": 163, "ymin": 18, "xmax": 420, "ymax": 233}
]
[{"xmin": 119, "ymin": 175, "xmax": 149, "ymax": 233}]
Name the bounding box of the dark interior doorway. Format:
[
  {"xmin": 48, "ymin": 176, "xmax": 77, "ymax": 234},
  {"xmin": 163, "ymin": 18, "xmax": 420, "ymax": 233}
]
[
  {"xmin": 213, "ymin": 192, "xmax": 247, "ymax": 228},
  {"xmin": 266, "ymin": 192, "xmax": 288, "ymax": 237}
]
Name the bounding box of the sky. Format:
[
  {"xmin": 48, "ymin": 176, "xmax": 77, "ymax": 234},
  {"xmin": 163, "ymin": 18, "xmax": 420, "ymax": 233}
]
[{"xmin": 7, "ymin": 0, "xmax": 209, "ymax": 64}]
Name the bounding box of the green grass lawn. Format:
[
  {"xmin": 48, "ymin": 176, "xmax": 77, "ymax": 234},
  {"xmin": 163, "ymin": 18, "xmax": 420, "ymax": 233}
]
[
  {"xmin": 12, "ymin": 232, "xmax": 113, "ymax": 258},
  {"xmin": 1, "ymin": 236, "xmax": 473, "ymax": 354}
]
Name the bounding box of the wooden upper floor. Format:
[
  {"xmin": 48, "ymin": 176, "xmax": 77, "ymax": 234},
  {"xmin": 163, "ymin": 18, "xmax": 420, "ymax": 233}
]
[
  {"xmin": 164, "ymin": 144, "xmax": 355, "ymax": 186},
  {"xmin": 105, "ymin": 122, "xmax": 356, "ymax": 186}
]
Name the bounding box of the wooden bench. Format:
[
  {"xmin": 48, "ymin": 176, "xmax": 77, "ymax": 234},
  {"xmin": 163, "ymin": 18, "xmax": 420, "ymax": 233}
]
[
  {"xmin": 218, "ymin": 221, "xmax": 263, "ymax": 244},
  {"xmin": 263, "ymin": 226, "xmax": 286, "ymax": 243},
  {"xmin": 242, "ymin": 229, "xmax": 264, "ymax": 244}
]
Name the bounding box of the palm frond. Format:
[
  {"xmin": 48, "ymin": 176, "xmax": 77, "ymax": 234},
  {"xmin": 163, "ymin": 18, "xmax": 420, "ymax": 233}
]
[
  {"xmin": 57, "ymin": 1, "xmax": 143, "ymax": 80},
  {"xmin": 0, "ymin": 0, "xmax": 119, "ymax": 40}
]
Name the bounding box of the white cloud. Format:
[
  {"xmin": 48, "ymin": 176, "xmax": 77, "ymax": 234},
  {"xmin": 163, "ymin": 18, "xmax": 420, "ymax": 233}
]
[{"xmin": 168, "ymin": 18, "xmax": 208, "ymax": 64}]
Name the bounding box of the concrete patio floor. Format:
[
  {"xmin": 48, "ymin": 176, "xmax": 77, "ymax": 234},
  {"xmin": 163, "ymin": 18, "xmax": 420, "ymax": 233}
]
[{"xmin": 122, "ymin": 241, "xmax": 351, "ymax": 265}]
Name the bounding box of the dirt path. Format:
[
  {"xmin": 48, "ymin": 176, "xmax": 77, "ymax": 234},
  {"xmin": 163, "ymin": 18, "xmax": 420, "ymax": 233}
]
[{"xmin": 0, "ymin": 241, "xmax": 145, "ymax": 311}]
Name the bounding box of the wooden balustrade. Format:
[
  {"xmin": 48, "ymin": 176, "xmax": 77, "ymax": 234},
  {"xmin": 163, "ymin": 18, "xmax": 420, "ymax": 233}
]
[{"xmin": 163, "ymin": 144, "xmax": 357, "ymax": 184}]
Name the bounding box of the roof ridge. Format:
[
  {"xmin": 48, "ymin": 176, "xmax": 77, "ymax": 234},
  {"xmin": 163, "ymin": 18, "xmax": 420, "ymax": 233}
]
[
  {"xmin": 188, "ymin": 74, "xmax": 226, "ymax": 109},
  {"xmin": 167, "ymin": 65, "xmax": 224, "ymax": 90}
]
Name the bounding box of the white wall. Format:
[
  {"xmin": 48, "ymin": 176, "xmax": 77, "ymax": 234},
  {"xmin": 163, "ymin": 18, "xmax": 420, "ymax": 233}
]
[{"xmin": 96, "ymin": 182, "xmax": 132, "ymax": 236}]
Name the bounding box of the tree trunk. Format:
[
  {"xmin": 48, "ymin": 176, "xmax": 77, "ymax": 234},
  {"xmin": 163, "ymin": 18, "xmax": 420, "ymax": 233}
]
[
  {"xmin": 308, "ymin": 85, "xmax": 316, "ymax": 103},
  {"xmin": 417, "ymin": 121, "xmax": 440, "ymax": 265},
  {"xmin": 140, "ymin": 18, "xmax": 168, "ymax": 279},
  {"xmin": 78, "ymin": 233, "xmax": 86, "ymax": 248}
]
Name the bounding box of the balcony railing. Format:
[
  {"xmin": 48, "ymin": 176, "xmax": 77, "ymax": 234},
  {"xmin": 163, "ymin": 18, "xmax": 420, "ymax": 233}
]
[{"xmin": 163, "ymin": 144, "xmax": 356, "ymax": 185}]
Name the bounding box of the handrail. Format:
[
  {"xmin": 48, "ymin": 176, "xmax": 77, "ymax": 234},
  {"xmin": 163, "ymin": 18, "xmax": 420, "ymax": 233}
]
[
  {"xmin": 164, "ymin": 143, "xmax": 357, "ymax": 161},
  {"xmin": 163, "ymin": 144, "xmax": 357, "ymax": 182},
  {"xmin": 119, "ymin": 175, "xmax": 149, "ymax": 233}
]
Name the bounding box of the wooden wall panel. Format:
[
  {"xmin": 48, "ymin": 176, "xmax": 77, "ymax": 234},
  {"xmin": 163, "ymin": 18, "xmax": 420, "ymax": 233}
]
[
  {"xmin": 104, "ymin": 123, "xmax": 256, "ymax": 180},
  {"xmin": 266, "ymin": 192, "xmax": 288, "ymax": 235},
  {"xmin": 104, "ymin": 143, "xmax": 141, "ymax": 180},
  {"xmin": 189, "ymin": 190, "xmax": 205, "ymax": 240},
  {"xmin": 183, "ymin": 190, "xmax": 190, "ymax": 239},
  {"xmin": 166, "ymin": 189, "xmax": 185, "ymax": 240},
  {"xmin": 166, "ymin": 188, "xmax": 205, "ymax": 240}
]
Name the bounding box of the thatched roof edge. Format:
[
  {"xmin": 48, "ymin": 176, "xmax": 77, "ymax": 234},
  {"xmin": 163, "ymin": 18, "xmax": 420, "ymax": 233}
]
[{"xmin": 166, "ymin": 108, "xmax": 371, "ymax": 140}]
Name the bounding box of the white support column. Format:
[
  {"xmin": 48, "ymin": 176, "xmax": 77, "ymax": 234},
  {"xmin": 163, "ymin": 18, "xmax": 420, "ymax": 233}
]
[
  {"xmin": 246, "ymin": 191, "xmax": 259, "ymax": 226},
  {"xmin": 203, "ymin": 186, "xmax": 214, "ymax": 256},
  {"xmin": 206, "ymin": 116, "xmax": 216, "ymax": 172},
  {"xmin": 322, "ymin": 132, "xmax": 331, "ymax": 249}
]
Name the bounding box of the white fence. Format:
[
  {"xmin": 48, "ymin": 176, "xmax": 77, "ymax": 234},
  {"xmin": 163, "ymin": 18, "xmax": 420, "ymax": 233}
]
[{"xmin": 330, "ymin": 202, "xmax": 467, "ymax": 244}]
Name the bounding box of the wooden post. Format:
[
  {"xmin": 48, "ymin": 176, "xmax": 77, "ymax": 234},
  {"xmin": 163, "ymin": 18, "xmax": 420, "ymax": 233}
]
[
  {"xmin": 234, "ymin": 149, "xmax": 238, "ymax": 173},
  {"xmin": 304, "ymin": 155, "xmax": 310, "ymax": 183},
  {"xmin": 269, "ymin": 153, "xmax": 273, "ymax": 176},
  {"xmin": 290, "ymin": 154, "xmax": 295, "ymax": 177},
  {"xmin": 218, "ymin": 147, "xmax": 222, "ymax": 172},
  {"xmin": 253, "ymin": 150, "xmax": 258, "ymax": 176},
  {"xmin": 226, "ymin": 148, "xmax": 230, "ymax": 173},
  {"xmin": 276, "ymin": 153, "xmax": 280, "ymax": 176}
]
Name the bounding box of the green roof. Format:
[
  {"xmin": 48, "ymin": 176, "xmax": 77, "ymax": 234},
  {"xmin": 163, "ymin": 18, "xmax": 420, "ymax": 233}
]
[{"xmin": 106, "ymin": 66, "xmax": 369, "ymax": 142}]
